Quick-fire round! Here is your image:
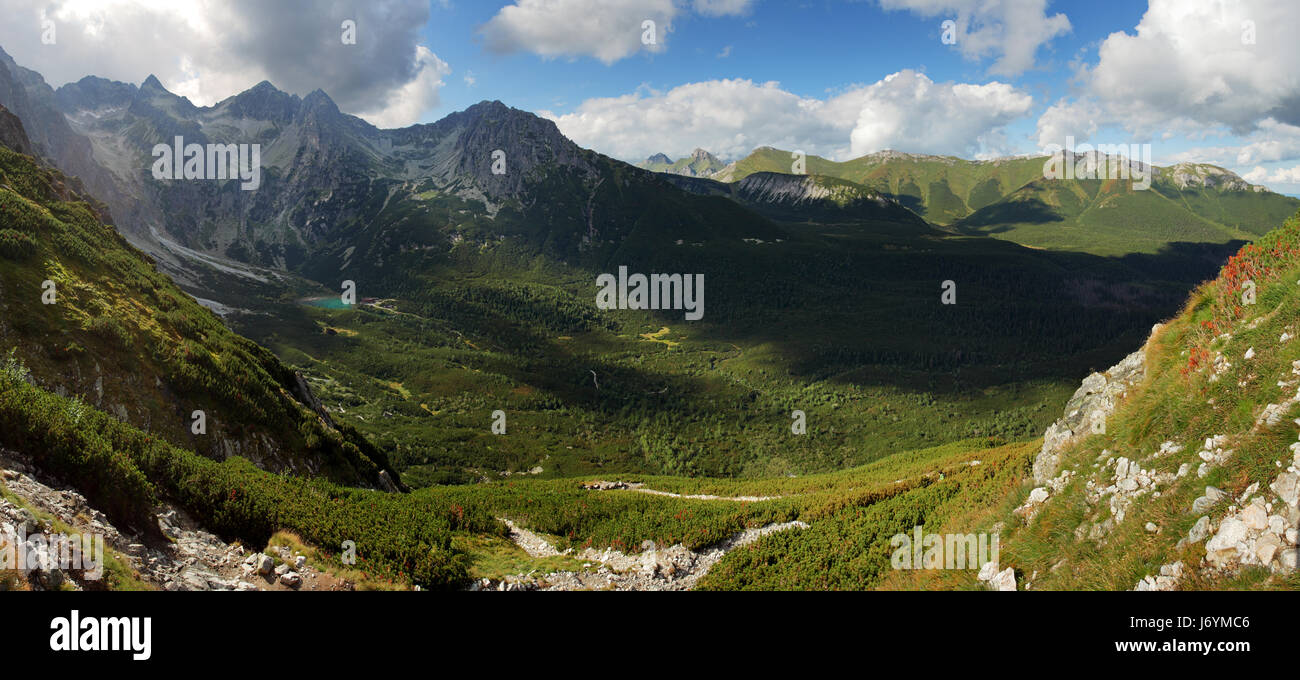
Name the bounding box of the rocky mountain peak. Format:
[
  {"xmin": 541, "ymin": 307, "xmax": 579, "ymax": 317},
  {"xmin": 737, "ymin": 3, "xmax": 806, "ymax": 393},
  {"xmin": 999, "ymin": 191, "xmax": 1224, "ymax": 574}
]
[
  {"xmin": 436, "ymin": 99, "xmax": 588, "ymax": 200},
  {"xmin": 140, "ymin": 74, "xmax": 166, "ymax": 92},
  {"xmin": 225, "ymin": 80, "xmax": 302, "ymax": 122},
  {"xmin": 54, "ymin": 76, "xmax": 137, "ymax": 114},
  {"xmin": 646, "ymin": 152, "xmax": 672, "ymax": 165},
  {"xmin": 301, "ymin": 88, "xmax": 339, "ymax": 113}
]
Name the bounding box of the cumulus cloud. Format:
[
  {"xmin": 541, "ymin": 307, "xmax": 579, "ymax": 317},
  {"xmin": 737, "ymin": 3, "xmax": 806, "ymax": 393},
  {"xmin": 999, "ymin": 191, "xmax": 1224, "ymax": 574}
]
[
  {"xmin": 1166, "ymin": 120, "xmax": 1300, "ymax": 168},
  {"xmin": 480, "ymin": 0, "xmax": 678, "ymax": 64},
  {"xmin": 0, "ymin": 0, "xmax": 448, "ymax": 128},
  {"xmin": 843, "ymin": 71, "xmax": 1032, "ymax": 158},
  {"xmin": 878, "ymin": 0, "xmax": 1071, "ymax": 76},
  {"xmin": 543, "ymin": 71, "xmax": 1033, "ymax": 162},
  {"xmin": 1033, "ymin": 98, "xmax": 1103, "ymax": 149},
  {"xmin": 1035, "ymin": 0, "xmax": 1300, "ymax": 158},
  {"xmin": 354, "ymin": 46, "xmax": 451, "ymax": 129},
  {"xmin": 1241, "ymin": 164, "xmax": 1300, "ymax": 194}
]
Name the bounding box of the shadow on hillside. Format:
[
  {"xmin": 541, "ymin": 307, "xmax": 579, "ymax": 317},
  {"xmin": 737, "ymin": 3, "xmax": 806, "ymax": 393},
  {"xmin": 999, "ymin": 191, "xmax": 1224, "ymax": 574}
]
[
  {"xmin": 621, "ymin": 235, "xmax": 1247, "ymax": 397},
  {"xmin": 957, "ymin": 198, "xmax": 1064, "ymax": 231},
  {"xmin": 884, "ymin": 193, "xmax": 926, "ymax": 215}
]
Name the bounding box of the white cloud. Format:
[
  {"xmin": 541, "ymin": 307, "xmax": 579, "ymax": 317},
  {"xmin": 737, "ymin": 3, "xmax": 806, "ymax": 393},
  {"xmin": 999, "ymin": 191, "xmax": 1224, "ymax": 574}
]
[
  {"xmin": 1166, "ymin": 120, "xmax": 1300, "ymax": 167},
  {"xmin": 543, "ymin": 71, "xmax": 1032, "ymax": 162},
  {"xmin": 844, "ymin": 71, "xmax": 1032, "ymax": 158},
  {"xmin": 0, "ymin": 0, "xmax": 447, "ymax": 127},
  {"xmin": 878, "ymin": 0, "xmax": 1071, "ymax": 76},
  {"xmin": 1033, "ymin": 98, "xmax": 1102, "ymax": 149},
  {"xmin": 480, "ymin": 0, "xmax": 678, "ymax": 64},
  {"xmin": 1242, "ymin": 164, "xmax": 1300, "ymax": 192},
  {"xmin": 354, "ymin": 47, "xmax": 451, "ymax": 129},
  {"xmin": 1036, "ymin": 0, "xmax": 1300, "ymax": 157}
]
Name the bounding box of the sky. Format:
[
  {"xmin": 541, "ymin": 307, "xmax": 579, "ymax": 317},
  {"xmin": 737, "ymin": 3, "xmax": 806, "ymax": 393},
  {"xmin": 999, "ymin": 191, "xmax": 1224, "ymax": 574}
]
[{"xmin": 2, "ymin": 0, "xmax": 1299, "ymax": 195}]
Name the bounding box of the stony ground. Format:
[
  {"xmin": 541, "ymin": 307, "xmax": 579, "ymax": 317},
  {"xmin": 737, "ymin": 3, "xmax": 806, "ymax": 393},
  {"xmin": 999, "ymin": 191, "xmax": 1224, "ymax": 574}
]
[
  {"xmin": 475, "ymin": 517, "xmax": 809, "ymax": 591},
  {"xmin": 0, "ymin": 448, "xmax": 350, "ymax": 591},
  {"xmin": 1018, "ymin": 325, "xmax": 1300, "ymax": 592}
]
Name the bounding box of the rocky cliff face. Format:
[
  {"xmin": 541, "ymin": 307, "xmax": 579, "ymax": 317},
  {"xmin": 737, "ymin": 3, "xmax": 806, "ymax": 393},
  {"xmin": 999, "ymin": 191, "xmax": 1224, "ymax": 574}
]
[
  {"xmin": 736, "ymin": 172, "xmax": 890, "ymax": 208},
  {"xmin": 1161, "ymin": 162, "xmax": 1262, "ymax": 192},
  {"xmin": 0, "ymin": 103, "xmax": 30, "ymax": 156},
  {"xmin": 661, "ymin": 170, "xmax": 928, "ymax": 225},
  {"xmin": 0, "ymin": 48, "xmax": 113, "ymax": 201},
  {"xmin": 1031, "ymin": 325, "xmax": 1156, "ymax": 485},
  {"xmin": 412, "ymin": 100, "xmax": 600, "ymax": 205}
]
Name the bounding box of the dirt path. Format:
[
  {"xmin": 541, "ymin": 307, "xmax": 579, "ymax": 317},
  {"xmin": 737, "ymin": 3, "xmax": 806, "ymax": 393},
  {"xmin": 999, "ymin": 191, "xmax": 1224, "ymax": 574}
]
[
  {"xmin": 581, "ymin": 480, "xmax": 785, "ymax": 502},
  {"xmin": 498, "ymin": 517, "xmax": 569, "ymax": 558}
]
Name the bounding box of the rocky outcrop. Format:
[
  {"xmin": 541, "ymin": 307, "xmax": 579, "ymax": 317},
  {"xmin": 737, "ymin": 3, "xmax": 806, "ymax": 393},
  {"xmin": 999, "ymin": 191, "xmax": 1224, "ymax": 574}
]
[
  {"xmin": 735, "ymin": 172, "xmax": 887, "ymax": 207},
  {"xmin": 1032, "ymin": 325, "xmax": 1158, "ymax": 484},
  {"xmin": 1199, "ymin": 447, "xmax": 1300, "ymax": 575},
  {"xmin": 977, "ymin": 561, "xmax": 1017, "ymax": 591},
  {"xmin": 1, "ymin": 447, "xmax": 351, "ymax": 591},
  {"xmin": 0, "ymin": 103, "xmax": 32, "ymax": 155},
  {"xmin": 291, "ymin": 371, "xmax": 335, "ymax": 429},
  {"xmin": 1161, "ymin": 163, "xmax": 1260, "ymax": 192}
]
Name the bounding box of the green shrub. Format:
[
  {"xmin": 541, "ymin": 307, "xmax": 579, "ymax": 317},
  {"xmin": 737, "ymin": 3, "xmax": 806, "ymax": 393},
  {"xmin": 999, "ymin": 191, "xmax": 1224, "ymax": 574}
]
[
  {"xmin": 0, "ymin": 228, "xmax": 36, "ymax": 259},
  {"xmin": 84, "ymin": 316, "xmax": 134, "ymax": 350}
]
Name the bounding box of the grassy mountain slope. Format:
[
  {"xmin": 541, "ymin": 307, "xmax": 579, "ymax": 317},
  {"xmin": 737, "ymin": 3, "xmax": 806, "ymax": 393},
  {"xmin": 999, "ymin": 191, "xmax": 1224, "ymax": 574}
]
[
  {"xmin": 718, "ymin": 147, "xmax": 1300, "ymax": 256},
  {"xmin": 0, "ymin": 119, "xmax": 394, "ymax": 488},
  {"xmin": 715, "ymin": 147, "xmax": 1047, "ymax": 224},
  {"xmin": 884, "ymin": 211, "xmax": 1300, "ymax": 590},
  {"xmin": 957, "ymin": 169, "xmax": 1300, "ymax": 255}
]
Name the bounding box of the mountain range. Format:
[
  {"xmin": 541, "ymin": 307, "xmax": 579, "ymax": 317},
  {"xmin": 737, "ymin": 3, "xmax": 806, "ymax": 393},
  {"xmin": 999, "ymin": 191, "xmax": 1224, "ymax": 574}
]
[
  {"xmin": 644, "ymin": 145, "xmax": 1299, "ymax": 255},
  {"xmin": 637, "ymin": 148, "xmax": 728, "ymax": 177}
]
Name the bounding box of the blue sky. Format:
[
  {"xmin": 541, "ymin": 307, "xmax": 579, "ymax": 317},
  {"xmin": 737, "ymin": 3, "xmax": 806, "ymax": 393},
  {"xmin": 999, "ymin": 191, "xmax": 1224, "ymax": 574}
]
[
  {"xmin": 1, "ymin": 0, "xmax": 1298, "ymax": 194},
  {"xmin": 428, "ymin": 0, "xmax": 1141, "ymax": 120}
]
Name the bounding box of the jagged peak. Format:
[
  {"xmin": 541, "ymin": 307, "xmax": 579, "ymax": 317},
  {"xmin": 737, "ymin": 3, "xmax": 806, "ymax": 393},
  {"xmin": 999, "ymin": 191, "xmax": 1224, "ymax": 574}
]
[
  {"xmin": 447, "ymin": 99, "xmax": 563, "ymax": 139},
  {"xmin": 467, "ymin": 99, "xmax": 509, "ymax": 112},
  {"xmin": 301, "ymin": 88, "xmax": 338, "ymax": 111}
]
